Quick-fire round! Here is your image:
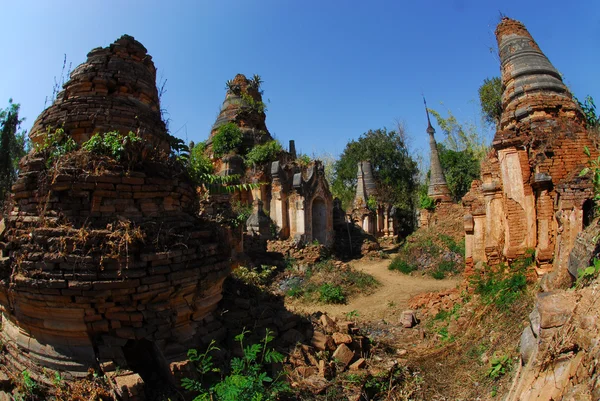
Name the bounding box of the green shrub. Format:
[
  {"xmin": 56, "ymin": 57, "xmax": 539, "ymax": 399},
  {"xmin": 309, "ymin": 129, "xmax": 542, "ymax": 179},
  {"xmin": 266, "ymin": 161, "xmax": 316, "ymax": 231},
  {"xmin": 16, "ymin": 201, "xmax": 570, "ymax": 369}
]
[
  {"xmin": 245, "ymin": 140, "xmax": 282, "ymax": 167},
  {"xmin": 232, "ymin": 265, "xmax": 277, "ymax": 287},
  {"xmin": 318, "ymin": 283, "xmax": 346, "ymax": 304},
  {"xmin": 440, "ymin": 234, "xmax": 465, "ymax": 257},
  {"xmin": 36, "ymin": 127, "xmax": 78, "ymax": 166},
  {"xmin": 212, "ymin": 122, "xmax": 243, "ymax": 157},
  {"xmin": 472, "ymin": 263, "xmax": 527, "ymax": 310},
  {"xmin": 366, "ymin": 195, "xmax": 378, "ymax": 212},
  {"xmin": 488, "ymin": 354, "xmax": 511, "ymax": 380},
  {"xmin": 388, "ymin": 257, "xmax": 417, "ymax": 274},
  {"xmin": 188, "ymin": 141, "xmax": 213, "ymax": 184},
  {"xmin": 82, "ymin": 131, "xmax": 142, "ymax": 161},
  {"xmin": 575, "ymin": 257, "xmax": 600, "ymax": 287},
  {"xmin": 240, "ymin": 92, "xmax": 267, "ymax": 114},
  {"xmin": 182, "ymin": 329, "xmax": 288, "ymax": 401}
]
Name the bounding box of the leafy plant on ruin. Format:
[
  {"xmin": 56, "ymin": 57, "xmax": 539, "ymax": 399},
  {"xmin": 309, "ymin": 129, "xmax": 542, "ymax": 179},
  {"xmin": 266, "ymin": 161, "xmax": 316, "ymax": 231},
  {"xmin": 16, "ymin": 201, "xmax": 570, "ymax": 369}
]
[
  {"xmin": 248, "ymin": 74, "xmax": 264, "ymax": 93},
  {"xmin": 576, "ymin": 95, "xmax": 598, "ymax": 129},
  {"xmin": 240, "ymin": 92, "xmax": 267, "ymax": 114},
  {"xmin": 478, "ymin": 76, "xmax": 503, "ymax": 128},
  {"xmin": 225, "ymin": 79, "xmax": 241, "ymax": 94},
  {"xmin": 296, "ymin": 153, "xmax": 311, "ymax": 167},
  {"xmin": 212, "ymin": 122, "xmax": 243, "ymax": 157},
  {"xmin": 580, "ymin": 146, "xmax": 600, "ymax": 211},
  {"xmin": 245, "ymin": 140, "xmax": 283, "ymax": 167},
  {"xmin": 575, "ymin": 257, "xmax": 600, "ymax": 288},
  {"xmin": 366, "ymin": 195, "xmax": 378, "ymax": 212},
  {"xmin": 35, "ymin": 127, "xmax": 78, "ymax": 167},
  {"xmin": 418, "ymin": 186, "xmax": 436, "ymax": 211},
  {"xmin": 182, "ymin": 328, "xmax": 289, "ymax": 401},
  {"xmin": 82, "ymin": 131, "xmax": 142, "ymax": 161}
]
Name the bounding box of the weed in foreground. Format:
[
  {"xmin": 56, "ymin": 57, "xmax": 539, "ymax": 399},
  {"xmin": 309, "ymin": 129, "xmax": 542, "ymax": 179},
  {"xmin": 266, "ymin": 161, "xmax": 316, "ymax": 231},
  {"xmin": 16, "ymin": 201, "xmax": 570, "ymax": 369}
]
[{"xmin": 183, "ymin": 328, "xmax": 289, "ymax": 401}]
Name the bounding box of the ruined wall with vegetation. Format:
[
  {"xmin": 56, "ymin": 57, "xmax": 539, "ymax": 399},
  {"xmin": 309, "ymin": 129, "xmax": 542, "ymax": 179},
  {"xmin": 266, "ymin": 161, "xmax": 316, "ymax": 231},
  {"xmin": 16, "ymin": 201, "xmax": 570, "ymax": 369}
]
[
  {"xmin": 0, "ymin": 36, "xmax": 232, "ymax": 392},
  {"xmin": 463, "ymin": 17, "xmax": 597, "ymax": 281}
]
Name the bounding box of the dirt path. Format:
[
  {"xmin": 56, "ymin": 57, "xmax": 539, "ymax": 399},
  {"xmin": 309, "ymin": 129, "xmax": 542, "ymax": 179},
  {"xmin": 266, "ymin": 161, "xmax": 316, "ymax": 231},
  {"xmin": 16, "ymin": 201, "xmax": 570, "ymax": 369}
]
[{"xmin": 286, "ymin": 253, "xmax": 460, "ymax": 322}]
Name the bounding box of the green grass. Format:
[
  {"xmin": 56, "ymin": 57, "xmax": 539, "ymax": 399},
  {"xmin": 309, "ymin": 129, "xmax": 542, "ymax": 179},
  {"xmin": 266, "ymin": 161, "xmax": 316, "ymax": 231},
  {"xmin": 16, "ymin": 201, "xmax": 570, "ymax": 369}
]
[
  {"xmin": 388, "ymin": 257, "xmax": 417, "ymax": 274},
  {"xmin": 318, "ymin": 283, "xmax": 346, "ymax": 304},
  {"xmin": 431, "ymin": 260, "xmax": 458, "ymax": 280}
]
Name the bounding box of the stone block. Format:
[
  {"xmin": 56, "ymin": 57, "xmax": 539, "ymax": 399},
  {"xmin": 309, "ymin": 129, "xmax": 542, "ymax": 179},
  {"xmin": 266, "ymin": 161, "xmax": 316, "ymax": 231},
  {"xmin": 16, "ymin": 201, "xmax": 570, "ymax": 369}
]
[{"xmin": 332, "ymin": 344, "xmax": 355, "ymax": 368}]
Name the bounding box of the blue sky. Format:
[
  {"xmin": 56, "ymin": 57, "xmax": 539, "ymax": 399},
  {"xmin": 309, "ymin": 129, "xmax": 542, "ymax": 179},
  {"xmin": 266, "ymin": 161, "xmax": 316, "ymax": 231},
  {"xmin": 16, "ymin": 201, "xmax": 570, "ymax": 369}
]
[{"xmin": 2, "ymin": 0, "xmax": 599, "ymax": 161}]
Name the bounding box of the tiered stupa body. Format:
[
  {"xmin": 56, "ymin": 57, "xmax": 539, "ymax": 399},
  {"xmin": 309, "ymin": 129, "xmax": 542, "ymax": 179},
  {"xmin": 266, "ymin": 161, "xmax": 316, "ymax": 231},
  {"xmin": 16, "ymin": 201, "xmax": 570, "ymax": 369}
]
[
  {"xmin": 463, "ymin": 18, "xmax": 596, "ymax": 280},
  {"xmin": 0, "ymin": 36, "xmax": 231, "ymax": 387}
]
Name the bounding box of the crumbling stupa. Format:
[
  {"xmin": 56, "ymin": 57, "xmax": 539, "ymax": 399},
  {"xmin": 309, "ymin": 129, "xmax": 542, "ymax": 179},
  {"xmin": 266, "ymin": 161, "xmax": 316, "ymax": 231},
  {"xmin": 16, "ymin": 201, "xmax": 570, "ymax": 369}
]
[
  {"xmin": 0, "ymin": 35, "xmax": 231, "ymax": 391},
  {"xmin": 463, "ymin": 18, "xmax": 597, "ymax": 280},
  {"xmin": 425, "ymin": 102, "xmax": 451, "ymax": 202},
  {"xmin": 208, "ymin": 74, "xmax": 334, "ymax": 247}
]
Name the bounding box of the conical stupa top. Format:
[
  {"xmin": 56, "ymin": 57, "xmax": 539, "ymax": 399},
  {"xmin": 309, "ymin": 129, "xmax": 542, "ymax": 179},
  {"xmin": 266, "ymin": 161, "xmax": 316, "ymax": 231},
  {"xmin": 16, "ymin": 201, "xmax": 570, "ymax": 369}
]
[
  {"xmin": 495, "ymin": 17, "xmax": 583, "ymax": 137},
  {"xmin": 424, "ymin": 97, "xmax": 451, "ymax": 201}
]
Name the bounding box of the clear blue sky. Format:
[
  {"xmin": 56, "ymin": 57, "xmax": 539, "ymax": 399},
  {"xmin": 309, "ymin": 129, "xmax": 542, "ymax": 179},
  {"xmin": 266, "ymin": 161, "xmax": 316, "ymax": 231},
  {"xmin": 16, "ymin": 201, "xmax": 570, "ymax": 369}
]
[{"xmin": 2, "ymin": 0, "xmax": 599, "ymax": 161}]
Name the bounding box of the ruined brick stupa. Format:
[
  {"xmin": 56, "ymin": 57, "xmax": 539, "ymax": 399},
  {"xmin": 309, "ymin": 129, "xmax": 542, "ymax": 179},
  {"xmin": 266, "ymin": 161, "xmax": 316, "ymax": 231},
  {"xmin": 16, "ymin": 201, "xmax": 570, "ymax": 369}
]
[
  {"xmin": 207, "ymin": 74, "xmax": 334, "ymax": 247},
  {"xmin": 0, "ymin": 35, "xmax": 231, "ymax": 388},
  {"xmin": 463, "ymin": 18, "xmax": 597, "ymax": 279}
]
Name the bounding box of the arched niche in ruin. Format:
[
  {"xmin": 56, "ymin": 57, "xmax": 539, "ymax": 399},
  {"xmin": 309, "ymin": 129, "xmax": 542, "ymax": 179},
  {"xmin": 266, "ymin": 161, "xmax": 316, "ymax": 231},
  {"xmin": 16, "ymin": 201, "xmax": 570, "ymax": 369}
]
[{"xmin": 311, "ymin": 196, "xmax": 328, "ymax": 244}]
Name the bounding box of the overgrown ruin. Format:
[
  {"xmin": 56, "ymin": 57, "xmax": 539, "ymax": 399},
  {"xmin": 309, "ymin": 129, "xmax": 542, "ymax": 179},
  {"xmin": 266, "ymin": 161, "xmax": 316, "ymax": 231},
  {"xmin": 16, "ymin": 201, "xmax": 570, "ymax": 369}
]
[
  {"xmin": 208, "ymin": 74, "xmax": 334, "ymax": 248},
  {"xmin": 0, "ymin": 35, "xmax": 232, "ymax": 393},
  {"xmin": 463, "ymin": 17, "xmax": 598, "ymax": 281}
]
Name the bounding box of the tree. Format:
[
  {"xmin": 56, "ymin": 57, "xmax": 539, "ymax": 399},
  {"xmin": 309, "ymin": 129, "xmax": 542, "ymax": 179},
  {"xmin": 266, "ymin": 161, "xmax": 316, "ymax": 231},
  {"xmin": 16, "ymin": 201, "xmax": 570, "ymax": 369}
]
[
  {"xmin": 437, "ymin": 144, "xmax": 480, "ymax": 202},
  {"xmin": 0, "ymin": 99, "xmax": 27, "ymax": 207},
  {"xmin": 479, "ymin": 77, "xmax": 503, "ymax": 128},
  {"xmin": 332, "ymin": 128, "xmax": 418, "ymax": 234}
]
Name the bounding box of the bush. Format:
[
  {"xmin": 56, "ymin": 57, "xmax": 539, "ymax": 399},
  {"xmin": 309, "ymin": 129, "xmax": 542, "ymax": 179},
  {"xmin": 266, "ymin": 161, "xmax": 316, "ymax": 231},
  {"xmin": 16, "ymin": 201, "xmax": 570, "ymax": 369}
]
[
  {"xmin": 36, "ymin": 128, "xmax": 78, "ymax": 166},
  {"xmin": 318, "ymin": 283, "xmax": 346, "ymax": 304},
  {"xmin": 245, "ymin": 140, "xmax": 282, "ymax": 167},
  {"xmin": 212, "ymin": 122, "xmax": 243, "ymax": 157},
  {"xmin": 182, "ymin": 329, "xmax": 288, "ymax": 401},
  {"xmin": 342, "ymin": 269, "xmax": 379, "ymax": 292},
  {"xmin": 82, "ymin": 131, "xmax": 142, "ymax": 161},
  {"xmin": 188, "ymin": 141, "xmax": 213, "ymax": 184},
  {"xmin": 388, "ymin": 257, "xmax": 416, "ymax": 274}
]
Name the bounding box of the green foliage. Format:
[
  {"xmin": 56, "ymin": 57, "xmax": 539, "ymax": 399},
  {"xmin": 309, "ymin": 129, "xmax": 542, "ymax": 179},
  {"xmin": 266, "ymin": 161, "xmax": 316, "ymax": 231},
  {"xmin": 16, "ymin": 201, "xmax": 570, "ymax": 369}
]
[
  {"xmin": 580, "ymin": 146, "xmax": 600, "ymax": 214},
  {"xmin": 318, "ymin": 283, "xmax": 346, "ymax": 304},
  {"xmin": 431, "ymin": 260, "xmax": 457, "ymax": 280},
  {"xmin": 366, "ymin": 195, "xmax": 377, "ymax": 212},
  {"xmin": 213, "ymin": 123, "xmax": 243, "ymax": 157},
  {"xmin": 241, "ymin": 92, "xmax": 267, "ymax": 114},
  {"xmin": 575, "ymin": 257, "xmax": 600, "ymax": 288},
  {"xmin": 487, "ymin": 354, "xmax": 511, "ymax": 380},
  {"xmin": 345, "ymin": 310, "xmax": 360, "ymax": 320},
  {"xmin": 245, "ymin": 140, "xmax": 282, "ymax": 167},
  {"xmin": 388, "ymin": 257, "xmax": 417, "ymax": 274},
  {"xmin": 229, "ymin": 200, "xmax": 253, "ymax": 228},
  {"xmin": 428, "ymin": 108, "xmax": 488, "ymax": 160},
  {"xmin": 296, "ymin": 153, "xmax": 311, "ymax": 166},
  {"xmin": 472, "ymin": 258, "xmax": 529, "ymax": 310},
  {"xmin": 577, "ymin": 95, "xmax": 598, "ymax": 129},
  {"xmin": 418, "ymin": 184, "xmax": 436, "ymax": 210},
  {"xmin": 437, "ymin": 143, "xmax": 481, "ymax": 202},
  {"xmin": 332, "ymin": 128, "xmax": 418, "ymax": 234},
  {"xmin": 341, "ymin": 269, "xmax": 379, "ymax": 291},
  {"xmin": 36, "ymin": 127, "xmax": 78, "ymax": 167},
  {"xmin": 0, "ymin": 99, "xmax": 27, "ymax": 204},
  {"xmin": 248, "ymin": 74, "xmax": 264, "ymax": 93},
  {"xmin": 188, "ymin": 142, "xmax": 214, "ymax": 182},
  {"xmin": 439, "ymin": 234, "xmax": 465, "ymax": 257},
  {"xmin": 232, "ymin": 265, "xmax": 278, "ymax": 287},
  {"xmin": 479, "ymin": 77, "xmax": 503, "ymax": 128},
  {"xmin": 182, "ymin": 329, "xmax": 288, "ymax": 401},
  {"xmin": 82, "ymin": 131, "xmax": 142, "ymax": 161}
]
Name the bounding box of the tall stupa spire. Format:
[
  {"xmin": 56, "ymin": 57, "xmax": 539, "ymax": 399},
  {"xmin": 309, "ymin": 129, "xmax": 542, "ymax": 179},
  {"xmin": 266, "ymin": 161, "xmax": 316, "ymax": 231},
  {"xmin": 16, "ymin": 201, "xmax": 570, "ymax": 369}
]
[{"xmin": 424, "ymin": 97, "xmax": 451, "ymax": 202}]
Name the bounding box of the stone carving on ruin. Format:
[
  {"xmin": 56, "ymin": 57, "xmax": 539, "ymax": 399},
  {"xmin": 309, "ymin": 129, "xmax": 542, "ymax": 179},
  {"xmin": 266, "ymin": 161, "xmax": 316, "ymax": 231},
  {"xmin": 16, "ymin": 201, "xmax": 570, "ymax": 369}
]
[
  {"xmin": 0, "ymin": 35, "xmax": 232, "ymax": 390},
  {"xmin": 463, "ymin": 17, "xmax": 597, "ymax": 282},
  {"xmin": 207, "ymin": 74, "xmax": 334, "ymax": 248}
]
